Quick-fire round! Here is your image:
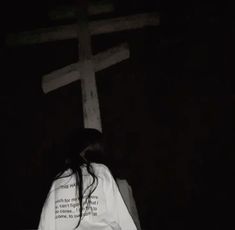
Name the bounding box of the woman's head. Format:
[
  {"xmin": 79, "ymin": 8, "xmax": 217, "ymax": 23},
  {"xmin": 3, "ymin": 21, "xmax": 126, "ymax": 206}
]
[{"xmin": 66, "ymin": 128, "xmax": 104, "ymax": 167}]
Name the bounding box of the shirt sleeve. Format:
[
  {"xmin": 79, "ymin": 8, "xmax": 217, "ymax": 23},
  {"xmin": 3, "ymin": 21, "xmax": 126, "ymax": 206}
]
[
  {"xmin": 126, "ymin": 183, "xmax": 142, "ymax": 230},
  {"xmin": 116, "ymin": 179, "xmax": 142, "ymax": 230},
  {"xmin": 102, "ymin": 166, "xmax": 137, "ymax": 230},
  {"xmin": 38, "ymin": 183, "xmax": 56, "ymax": 230}
]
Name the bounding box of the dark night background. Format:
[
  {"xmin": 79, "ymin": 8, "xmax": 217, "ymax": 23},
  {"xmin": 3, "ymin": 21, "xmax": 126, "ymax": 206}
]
[{"xmin": 1, "ymin": 0, "xmax": 234, "ymax": 229}]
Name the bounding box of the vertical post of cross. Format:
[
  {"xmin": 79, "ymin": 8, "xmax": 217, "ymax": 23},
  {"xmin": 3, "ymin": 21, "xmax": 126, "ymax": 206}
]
[{"xmin": 77, "ymin": 0, "xmax": 102, "ymax": 131}]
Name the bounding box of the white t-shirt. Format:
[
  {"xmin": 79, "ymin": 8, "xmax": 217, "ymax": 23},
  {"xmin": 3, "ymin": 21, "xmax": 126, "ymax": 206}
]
[{"xmin": 38, "ymin": 163, "xmax": 137, "ymax": 230}]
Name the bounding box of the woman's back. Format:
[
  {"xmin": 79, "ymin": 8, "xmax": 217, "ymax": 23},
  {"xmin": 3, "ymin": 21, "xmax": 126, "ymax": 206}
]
[{"xmin": 38, "ymin": 163, "xmax": 137, "ymax": 230}]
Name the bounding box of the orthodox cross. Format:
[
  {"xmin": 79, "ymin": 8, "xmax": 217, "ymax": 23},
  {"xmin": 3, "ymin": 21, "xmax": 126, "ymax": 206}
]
[{"xmin": 6, "ymin": 0, "xmax": 160, "ymax": 131}]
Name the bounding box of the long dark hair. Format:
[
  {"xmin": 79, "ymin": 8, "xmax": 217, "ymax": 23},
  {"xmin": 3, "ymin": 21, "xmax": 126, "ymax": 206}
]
[{"xmin": 55, "ymin": 128, "xmax": 103, "ymax": 228}]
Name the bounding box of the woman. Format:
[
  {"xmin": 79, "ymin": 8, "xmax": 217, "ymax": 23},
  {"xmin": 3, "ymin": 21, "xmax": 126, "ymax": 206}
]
[{"xmin": 38, "ymin": 128, "xmax": 137, "ymax": 230}]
